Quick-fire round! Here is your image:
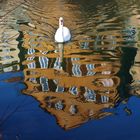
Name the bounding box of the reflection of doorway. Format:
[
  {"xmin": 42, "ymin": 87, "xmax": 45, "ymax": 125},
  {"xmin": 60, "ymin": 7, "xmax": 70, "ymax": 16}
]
[{"xmin": 118, "ymin": 47, "xmax": 137, "ymax": 99}]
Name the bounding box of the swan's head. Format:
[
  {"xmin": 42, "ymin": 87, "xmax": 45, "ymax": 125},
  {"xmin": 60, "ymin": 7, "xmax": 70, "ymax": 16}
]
[{"xmin": 59, "ymin": 17, "xmax": 64, "ymax": 27}]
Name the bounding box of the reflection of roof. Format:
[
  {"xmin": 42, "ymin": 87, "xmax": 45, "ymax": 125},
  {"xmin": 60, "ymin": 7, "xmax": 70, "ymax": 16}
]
[{"xmin": 23, "ymin": 91, "xmax": 116, "ymax": 130}]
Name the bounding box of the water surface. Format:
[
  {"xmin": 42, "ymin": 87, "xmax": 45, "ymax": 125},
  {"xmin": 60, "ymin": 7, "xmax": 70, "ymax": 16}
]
[{"xmin": 0, "ymin": 0, "xmax": 140, "ymax": 140}]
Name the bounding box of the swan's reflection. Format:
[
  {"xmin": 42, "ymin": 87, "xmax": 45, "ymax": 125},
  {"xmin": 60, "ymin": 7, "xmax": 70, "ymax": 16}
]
[{"xmin": 53, "ymin": 43, "xmax": 64, "ymax": 70}]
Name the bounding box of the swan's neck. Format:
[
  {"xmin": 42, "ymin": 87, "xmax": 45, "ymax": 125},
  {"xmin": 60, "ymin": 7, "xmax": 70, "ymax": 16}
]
[{"xmin": 59, "ymin": 20, "xmax": 63, "ymax": 28}]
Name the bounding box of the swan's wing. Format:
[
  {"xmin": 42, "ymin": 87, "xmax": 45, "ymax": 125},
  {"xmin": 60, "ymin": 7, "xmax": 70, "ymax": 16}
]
[
  {"xmin": 55, "ymin": 28, "xmax": 64, "ymax": 43},
  {"xmin": 63, "ymin": 27, "xmax": 71, "ymax": 42}
]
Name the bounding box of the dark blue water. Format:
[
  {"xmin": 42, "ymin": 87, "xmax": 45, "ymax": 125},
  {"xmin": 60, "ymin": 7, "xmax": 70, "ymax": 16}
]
[{"xmin": 0, "ymin": 73, "xmax": 140, "ymax": 140}]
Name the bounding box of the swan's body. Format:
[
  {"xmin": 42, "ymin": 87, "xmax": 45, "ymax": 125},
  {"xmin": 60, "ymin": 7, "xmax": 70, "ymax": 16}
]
[{"xmin": 55, "ymin": 17, "xmax": 71, "ymax": 43}]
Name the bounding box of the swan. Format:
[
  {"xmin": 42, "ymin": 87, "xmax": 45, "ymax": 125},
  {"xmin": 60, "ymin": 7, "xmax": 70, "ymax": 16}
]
[{"xmin": 55, "ymin": 17, "xmax": 71, "ymax": 43}]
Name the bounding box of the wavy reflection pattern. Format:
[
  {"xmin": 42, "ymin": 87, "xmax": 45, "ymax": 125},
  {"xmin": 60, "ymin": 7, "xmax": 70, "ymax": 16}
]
[{"xmin": 2, "ymin": 0, "xmax": 140, "ymax": 130}]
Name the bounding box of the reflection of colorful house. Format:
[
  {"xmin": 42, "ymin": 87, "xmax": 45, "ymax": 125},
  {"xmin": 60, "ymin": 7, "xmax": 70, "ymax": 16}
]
[{"xmin": 23, "ymin": 32, "xmax": 121, "ymax": 129}]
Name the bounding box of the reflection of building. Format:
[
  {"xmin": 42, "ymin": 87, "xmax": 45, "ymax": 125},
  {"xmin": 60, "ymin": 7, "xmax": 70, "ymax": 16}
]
[
  {"xmin": 0, "ymin": 26, "xmax": 20, "ymax": 72},
  {"xmin": 23, "ymin": 32, "xmax": 121, "ymax": 129}
]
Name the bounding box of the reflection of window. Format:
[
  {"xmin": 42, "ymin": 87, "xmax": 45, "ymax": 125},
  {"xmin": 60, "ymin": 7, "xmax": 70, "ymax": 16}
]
[
  {"xmin": 29, "ymin": 77, "xmax": 37, "ymax": 84},
  {"xmin": 3, "ymin": 66, "xmax": 13, "ymax": 72},
  {"xmin": 71, "ymin": 58, "xmax": 82, "ymax": 76},
  {"xmin": 86, "ymin": 64, "xmax": 96, "ymax": 76},
  {"xmin": 80, "ymin": 42, "xmax": 89, "ymax": 49},
  {"xmin": 27, "ymin": 61, "xmax": 36, "ymax": 69},
  {"xmin": 27, "ymin": 56, "xmax": 34, "ymax": 61},
  {"xmin": 27, "ymin": 48, "xmax": 35, "ymax": 54},
  {"xmin": 101, "ymin": 96, "xmax": 109, "ymax": 103},
  {"xmin": 55, "ymin": 100, "xmax": 64, "ymax": 110},
  {"xmin": 39, "ymin": 56, "xmax": 49, "ymax": 68},
  {"xmin": 3, "ymin": 65, "xmax": 20, "ymax": 72},
  {"xmin": 27, "ymin": 49, "xmax": 36, "ymax": 69},
  {"xmin": 2, "ymin": 55, "xmax": 12, "ymax": 60},
  {"xmin": 69, "ymin": 105, "xmax": 78, "ymax": 115},
  {"xmin": 84, "ymin": 88, "xmax": 96, "ymax": 102},
  {"xmin": 69, "ymin": 86, "xmax": 78, "ymax": 95},
  {"xmin": 72, "ymin": 64, "xmax": 82, "ymax": 76},
  {"xmin": 56, "ymin": 86, "xmax": 64, "ymax": 93},
  {"xmin": 53, "ymin": 58, "xmax": 62, "ymax": 70},
  {"xmin": 102, "ymin": 71, "xmax": 111, "ymax": 75},
  {"xmin": 100, "ymin": 79, "xmax": 114, "ymax": 87},
  {"xmin": 40, "ymin": 77, "xmax": 49, "ymax": 92}
]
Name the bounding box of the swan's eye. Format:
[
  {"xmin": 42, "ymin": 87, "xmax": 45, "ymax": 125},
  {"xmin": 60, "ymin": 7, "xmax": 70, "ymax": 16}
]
[{"xmin": 61, "ymin": 20, "xmax": 63, "ymax": 24}]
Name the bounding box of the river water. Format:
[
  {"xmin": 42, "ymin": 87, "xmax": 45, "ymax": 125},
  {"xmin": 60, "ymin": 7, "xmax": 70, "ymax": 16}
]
[{"xmin": 0, "ymin": 0, "xmax": 140, "ymax": 140}]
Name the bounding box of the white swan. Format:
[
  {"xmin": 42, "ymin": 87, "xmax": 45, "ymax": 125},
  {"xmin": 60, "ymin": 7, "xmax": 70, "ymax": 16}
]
[{"xmin": 55, "ymin": 17, "xmax": 71, "ymax": 43}]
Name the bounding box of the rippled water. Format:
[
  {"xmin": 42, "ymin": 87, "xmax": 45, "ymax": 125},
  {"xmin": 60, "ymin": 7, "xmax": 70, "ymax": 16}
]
[{"xmin": 0, "ymin": 0, "xmax": 140, "ymax": 139}]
